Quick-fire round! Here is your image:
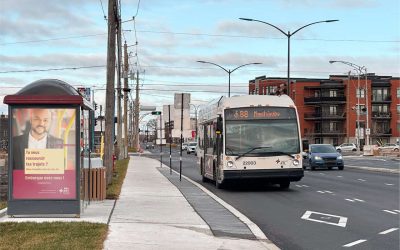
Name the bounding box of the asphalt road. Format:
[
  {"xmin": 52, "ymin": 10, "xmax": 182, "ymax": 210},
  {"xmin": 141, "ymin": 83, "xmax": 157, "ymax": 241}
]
[{"xmin": 145, "ymin": 146, "xmax": 400, "ymax": 250}]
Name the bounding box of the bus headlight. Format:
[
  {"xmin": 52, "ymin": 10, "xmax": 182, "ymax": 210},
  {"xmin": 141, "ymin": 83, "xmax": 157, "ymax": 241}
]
[
  {"xmin": 227, "ymin": 161, "xmax": 234, "ymax": 168},
  {"xmin": 293, "ymin": 159, "xmax": 299, "ymax": 166}
]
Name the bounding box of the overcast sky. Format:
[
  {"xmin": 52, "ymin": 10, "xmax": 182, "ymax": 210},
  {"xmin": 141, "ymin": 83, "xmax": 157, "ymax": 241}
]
[{"xmin": 1, "ymin": 0, "xmax": 399, "ymax": 120}]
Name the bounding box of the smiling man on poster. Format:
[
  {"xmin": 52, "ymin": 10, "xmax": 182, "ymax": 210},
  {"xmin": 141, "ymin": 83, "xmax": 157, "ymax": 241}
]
[{"xmin": 13, "ymin": 108, "xmax": 64, "ymax": 170}]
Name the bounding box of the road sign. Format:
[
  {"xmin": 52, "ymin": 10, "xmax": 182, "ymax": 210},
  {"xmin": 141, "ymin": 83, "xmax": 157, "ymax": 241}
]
[{"xmin": 152, "ymin": 111, "xmax": 161, "ymax": 115}]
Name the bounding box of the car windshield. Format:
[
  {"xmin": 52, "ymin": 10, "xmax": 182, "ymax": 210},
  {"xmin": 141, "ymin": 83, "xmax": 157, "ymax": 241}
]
[
  {"xmin": 311, "ymin": 145, "xmax": 337, "ymax": 153},
  {"xmin": 225, "ymin": 119, "xmax": 300, "ymax": 155},
  {"xmin": 189, "ymin": 142, "xmax": 197, "ymax": 146}
]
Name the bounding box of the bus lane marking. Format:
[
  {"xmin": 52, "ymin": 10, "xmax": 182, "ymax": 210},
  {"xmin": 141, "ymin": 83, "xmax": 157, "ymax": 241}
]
[
  {"xmin": 301, "ymin": 211, "xmax": 347, "ymax": 227},
  {"xmin": 383, "ymin": 210, "xmax": 399, "ymax": 215}
]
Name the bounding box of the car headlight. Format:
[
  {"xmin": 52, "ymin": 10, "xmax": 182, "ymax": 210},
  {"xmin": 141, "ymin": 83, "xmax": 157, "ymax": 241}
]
[
  {"xmin": 314, "ymin": 156, "xmax": 322, "ymax": 160},
  {"xmin": 293, "ymin": 159, "xmax": 299, "ymax": 166},
  {"xmin": 227, "ymin": 161, "xmax": 234, "ymax": 168},
  {"xmin": 337, "ymin": 155, "xmax": 343, "ymax": 160}
]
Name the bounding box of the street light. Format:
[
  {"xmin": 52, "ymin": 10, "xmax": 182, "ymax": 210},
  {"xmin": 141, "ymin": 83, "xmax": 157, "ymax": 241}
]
[
  {"xmin": 239, "ymin": 18, "xmax": 339, "ymax": 96},
  {"xmin": 196, "ymin": 60, "xmax": 262, "ymax": 97},
  {"xmin": 330, "ymin": 60, "xmax": 369, "ymax": 151}
]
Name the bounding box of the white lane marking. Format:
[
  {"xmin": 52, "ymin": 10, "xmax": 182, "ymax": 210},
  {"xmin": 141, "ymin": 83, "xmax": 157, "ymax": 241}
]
[
  {"xmin": 379, "ymin": 228, "xmax": 399, "ymax": 235},
  {"xmin": 346, "ymin": 198, "xmax": 365, "ymax": 203},
  {"xmin": 319, "ymin": 173, "xmax": 326, "ymax": 175},
  {"xmin": 353, "ymin": 198, "xmax": 365, "ymax": 202},
  {"xmin": 394, "ymin": 210, "xmax": 400, "ymax": 213},
  {"xmin": 383, "ymin": 210, "xmax": 398, "ymax": 214},
  {"xmin": 337, "ymin": 176, "xmax": 343, "ymax": 178},
  {"xmin": 343, "ymin": 239, "xmax": 367, "ymax": 247},
  {"xmin": 345, "ymin": 199, "xmax": 355, "ymax": 202},
  {"xmin": 357, "ymin": 178, "xmax": 366, "ymax": 182},
  {"xmin": 301, "ymin": 210, "xmax": 348, "ymax": 227},
  {"xmin": 324, "ymin": 190, "xmax": 333, "ymax": 194},
  {"xmin": 317, "ymin": 191, "xmax": 325, "ymax": 193},
  {"xmin": 385, "ymin": 183, "xmax": 394, "ymax": 186},
  {"xmin": 296, "ymin": 184, "xmax": 310, "ymax": 188}
]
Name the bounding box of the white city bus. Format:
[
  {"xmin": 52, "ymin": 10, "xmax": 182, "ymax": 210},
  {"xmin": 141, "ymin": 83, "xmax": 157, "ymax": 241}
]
[{"xmin": 197, "ymin": 95, "xmax": 304, "ymax": 189}]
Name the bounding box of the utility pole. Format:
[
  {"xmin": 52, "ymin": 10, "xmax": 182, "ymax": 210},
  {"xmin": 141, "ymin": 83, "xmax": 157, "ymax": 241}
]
[
  {"xmin": 104, "ymin": 0, "xmax": 117, "ymax": 184},
  {"xmin": 134, "ymin": 70, "xmax": 140, "ymax": 149},
  {"xmin": 116, "ymin": 10, "xmax": 123, "ymax": 160},
  {"xmin": 123, "ymin": 41, "xmax": 129, "ymax": 158}
]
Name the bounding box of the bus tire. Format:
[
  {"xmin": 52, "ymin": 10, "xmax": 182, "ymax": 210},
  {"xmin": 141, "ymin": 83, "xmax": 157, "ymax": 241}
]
[{"xmin": 279, "ymin": 181, "xmax": 290, "ymax": 189}]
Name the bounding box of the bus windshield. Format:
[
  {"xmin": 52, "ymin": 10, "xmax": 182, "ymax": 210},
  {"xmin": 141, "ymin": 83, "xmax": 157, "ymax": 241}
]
[{"xmin": 225, "ymin": 119, "xmax": 300, "ymax": 155}]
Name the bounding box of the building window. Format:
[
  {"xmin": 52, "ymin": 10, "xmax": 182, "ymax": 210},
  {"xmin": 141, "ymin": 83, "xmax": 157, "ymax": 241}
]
[
  {"xmin": 397, "ymin": 105, "xmax": 400, "ymax": 114},
  {"xmin": 329, "ymin": 106, "xmax": 337, "ymax": 115},
  {"xmin": 314, "ymin": 90, "xmax": 320, "ymax": 97},
  {"xmin": 356, "ymin": 88, "xmax": 365, "ymax": 98},
  {"xmin": 397, "ymin": 88, "xmax": 400, "ymax": 98},
  {"xmin": 372, "ymin": 88, "xmax": 389, "ymax": 101},
  {"xmin": 329, "ymin": 90, "xmax": 337, "ymax": 97},
  {"xmin": 356, "ymin": 104, "xmax": 366, "ymax": 114},
  {"xmin": 329, "ymin": 122, "xmax": 338, "ymax": 132}
]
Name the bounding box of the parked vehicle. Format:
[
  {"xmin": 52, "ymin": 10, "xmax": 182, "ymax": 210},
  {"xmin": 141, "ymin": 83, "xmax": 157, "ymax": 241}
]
[
  {"xmin": 182, "ymin": 142, "xmax": 188, "ymax": 151},
  {"xmin": 145, "ymin": 142, "xmax": 155, "ymax": 149},
  {"xmin": 335, "ymin": 143, "xmax": 357, "ymax": 152},
  {"xmin": 187, "ymin": 142, "xmax": 197, "ymax": 154},
  {"xmin": 378, "ymin": 143, "xmax": 399, "ymax": 152},
  {"xmin": 303, "ymin": 144, "xmax": 344, "ymax": 170}
]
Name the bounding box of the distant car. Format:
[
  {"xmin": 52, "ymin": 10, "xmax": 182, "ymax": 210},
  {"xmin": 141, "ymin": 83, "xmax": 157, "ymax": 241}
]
[
  {"xmin": 187, "ymin": 142, "xmax": 197, "ymax": 154},
  {"xmin": 378, "ymin": 143, "xmax": 399, "ymax": 152},
  {"xmin": 182, "ymin": 142, "xmax": 189, "ymax": 151},
  {"xmin": 145, "ymin": 142, "xmax": 155, "ymax": 149},
  {"xmin": 335, "ymin": 143, "xmax": 357, "ymax": 152},
  {"xmin": 303, "ymin": 144, "xmax": 344, "ymax": 170}
]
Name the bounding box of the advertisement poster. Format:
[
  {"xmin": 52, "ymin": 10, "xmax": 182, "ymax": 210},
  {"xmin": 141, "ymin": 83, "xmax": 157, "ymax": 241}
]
[{"xmin": 12, "ymin": 108, "xmax": 77, "ymax": 199}]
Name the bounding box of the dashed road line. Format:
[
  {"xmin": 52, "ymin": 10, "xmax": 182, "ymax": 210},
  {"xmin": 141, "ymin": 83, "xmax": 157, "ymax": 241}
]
[
  {"xmin": 343, "ymin": 239, "xmax": 367, "ymax": 247},
  {"xmin": 383, "ymin": 210, "xmax": 399, "ymax": 215},
  {"xmin": 317, "ymin": 190, "xmax": 334, "ymax": 194},
  {"xmin": 357, "ymin": 178, "xmax": 366, "ymax": 182},
  {"xmin": 379, "ymin": 228, "xmax": 399, "ymax": 235},
  {"xmin": 345, "ymin": 198, "xmax": 365, "ymax": 203},
  {"xmin": 337, "ymin": 175, "xmax": 343, "ymax": 178},
  {"xmin": 295, "ymin": 184, "xmax": 309, "ymax": 188},
  {"xmin": 385, "ymin": 183, "xmax": 394, "ymax": 186}
]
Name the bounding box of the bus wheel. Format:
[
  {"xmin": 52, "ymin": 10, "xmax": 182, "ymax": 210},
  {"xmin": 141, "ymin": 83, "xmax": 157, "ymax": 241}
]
[{"xmin": 279, "ymin": 181, "xmax": 290, "ymax": 189}]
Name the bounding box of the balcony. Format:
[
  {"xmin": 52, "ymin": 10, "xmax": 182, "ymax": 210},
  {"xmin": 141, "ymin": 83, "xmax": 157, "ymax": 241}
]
[
  {"xmin": 310, "ymin": 129, "xmax": 346, "ymax": 136},
  {"xmin": 371, "ymin": 112, "xmax": 391, "ymax": 119},
  {"xmin": 371, "ymin": 129, "xmax": 392, "ymax": 137},
  {"xmin": 304, "ymin": 112, "xmax": 346, "ymax": 120},
  {"xmin": 304, "ymin": 96, "xmax": 346, "ymax": 104},
  {"xmin": 371, "ymin": 81, "xmax": 391, "ymax": 87},
  {"xmin": 371, "ymin": 95, "xmax": 391, "ymax": 103}
]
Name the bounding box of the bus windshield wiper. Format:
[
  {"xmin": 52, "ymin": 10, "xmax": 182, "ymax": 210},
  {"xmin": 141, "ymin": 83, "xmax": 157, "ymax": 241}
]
[
  {"xmin": 261, "ymin": 151, "xmax": 295, "ymax": 159},
  {"xmin": 236, "ymin": 146, "xmax": 271, "ymax": 160}
]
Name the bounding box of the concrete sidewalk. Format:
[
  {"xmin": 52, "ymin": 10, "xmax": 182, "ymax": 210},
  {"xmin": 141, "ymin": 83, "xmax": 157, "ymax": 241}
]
[{"xmin": 103, "ymin": 156, "xmax": 276, "ymax": 250}]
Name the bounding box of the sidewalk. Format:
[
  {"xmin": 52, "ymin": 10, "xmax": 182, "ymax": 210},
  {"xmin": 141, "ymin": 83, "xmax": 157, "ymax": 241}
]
[{"xmin": 103, "ymin": 156, "xmax": 277, "ymax": 250}]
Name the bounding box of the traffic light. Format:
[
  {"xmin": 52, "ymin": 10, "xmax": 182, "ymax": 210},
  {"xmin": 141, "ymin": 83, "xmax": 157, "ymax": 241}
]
[
  {"xmin": 152, "ymin": 111, "xmax": 161, "ymax": 115},
  {"xmin": 95, "ymin": 118, "xmax": 98, "ymax": 126},
  {"xmin": 94, "ymin": 103, "xmax": 98, "ymax": 110}
]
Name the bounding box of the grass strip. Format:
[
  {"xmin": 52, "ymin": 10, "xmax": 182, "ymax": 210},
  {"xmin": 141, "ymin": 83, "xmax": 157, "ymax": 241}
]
[
  {"xmin": 0, "ymin": 222, "xmax": 108, "ymax": 250},
  {"xmin": 0, "ymin": 201, "xmax": 6, "ymax": 210},
  {"xmin": 106, "ymin": 158, "xmax": 130, "ymax": 199}
]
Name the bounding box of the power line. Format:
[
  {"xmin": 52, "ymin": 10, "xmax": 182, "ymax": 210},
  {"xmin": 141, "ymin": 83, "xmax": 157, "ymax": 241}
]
[
  {"xmin": 0, "ymin": 33, "xmax": 106, "ymax": 46},
  {"xmin": 99, "ymin": 0, "xmax": 107, "ymax": 20},
  {"xmin": 0, "ymin": 65, "xmax": 106, "ymax": 74},
  {"xmin": 134, "ymin": 0, "xmax": 141, "ymax": 17}
]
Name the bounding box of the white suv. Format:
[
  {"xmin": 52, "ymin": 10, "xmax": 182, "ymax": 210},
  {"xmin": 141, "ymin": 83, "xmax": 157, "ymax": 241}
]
[
  {"xmin": 378, "ymin": 143, "xmax": 400, "ymax": 152},
  {"xmin": 336, "ymin": 143, "xmax": 357, "ymax": 152},
  {"xmin": 187, "ymin": 142, "xmax": 198, "ymax": 155}
]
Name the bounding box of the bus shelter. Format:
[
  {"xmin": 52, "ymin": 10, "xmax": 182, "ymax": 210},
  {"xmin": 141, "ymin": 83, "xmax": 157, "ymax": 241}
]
[{"xmin": 4, "ymin": 79, "xmax": 94, "ymax": 216}]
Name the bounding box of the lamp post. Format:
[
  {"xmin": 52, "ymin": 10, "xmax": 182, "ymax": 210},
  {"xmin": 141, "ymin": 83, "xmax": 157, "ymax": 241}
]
[
  {"xmin": 196, "ymin": 61, "xmax": 262, "ymax": 97},
  {"xmin": 239, "ymin": 18, "xmax": 338, "ymax": 96},
  {"xmin": 329, "ymin": 60, "xmax": 369, "ymax": 151}
]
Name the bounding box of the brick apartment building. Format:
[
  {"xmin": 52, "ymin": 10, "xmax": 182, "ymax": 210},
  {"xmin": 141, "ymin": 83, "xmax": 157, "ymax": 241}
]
[{"xmin": 249, "ymin": 74, "xmax": 400, "ymax": 147}]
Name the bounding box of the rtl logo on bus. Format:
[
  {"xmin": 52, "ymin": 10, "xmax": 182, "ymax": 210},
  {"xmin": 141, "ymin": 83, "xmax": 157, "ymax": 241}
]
[{"xmin": 191, "ymin": 131, "xmax": 196, "ymax": 138}]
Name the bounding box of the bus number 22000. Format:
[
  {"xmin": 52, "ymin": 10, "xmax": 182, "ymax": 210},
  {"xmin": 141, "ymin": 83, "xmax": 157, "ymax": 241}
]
[{"xmin": 243, "ymin": 161, "xmax": 256, "ymax": 166}]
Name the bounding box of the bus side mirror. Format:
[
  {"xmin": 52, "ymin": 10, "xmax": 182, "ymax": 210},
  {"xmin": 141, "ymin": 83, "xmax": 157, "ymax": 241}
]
[
  {"xmin": 216, "ymin": 115, "xmax": 223, "ymax": 134},
  {"xmin": 302, "ymin": 140, "xmax": 309, "ymax": 152}
]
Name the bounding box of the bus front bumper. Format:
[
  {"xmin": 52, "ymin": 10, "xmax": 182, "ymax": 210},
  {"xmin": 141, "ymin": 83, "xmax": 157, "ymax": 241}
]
[{"xmin": 223, "ymin": 168, "xmax": 304, "ymax": 182}]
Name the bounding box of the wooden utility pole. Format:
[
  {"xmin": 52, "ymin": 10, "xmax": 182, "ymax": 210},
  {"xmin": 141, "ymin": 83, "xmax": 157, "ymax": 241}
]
[
  {"xmin": 104, "ymin": 0, "xmax": 117, "ymax": 184},
  {"xmin": 116, "ymin": 11, "xmax": 123, "ymax": 160},
  {"xmin": 123, "ymin": 41, "xmax": 129, "ymax": 158}
]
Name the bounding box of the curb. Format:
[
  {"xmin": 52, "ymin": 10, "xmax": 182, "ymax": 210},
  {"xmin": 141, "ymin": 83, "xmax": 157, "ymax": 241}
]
[
  {"xmin": 346, "ymin": 165, "xmax": 399, "ymax": 174},
  {"xmin": 0, "ymin": 208, "xmax": 7, "ymax": 217}
]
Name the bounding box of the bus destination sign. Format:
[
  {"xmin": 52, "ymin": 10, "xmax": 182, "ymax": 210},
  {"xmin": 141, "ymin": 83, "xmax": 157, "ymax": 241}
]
[{"xmin": 225, "ymin": 107, "xmax": 296, "ymax": 120}]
